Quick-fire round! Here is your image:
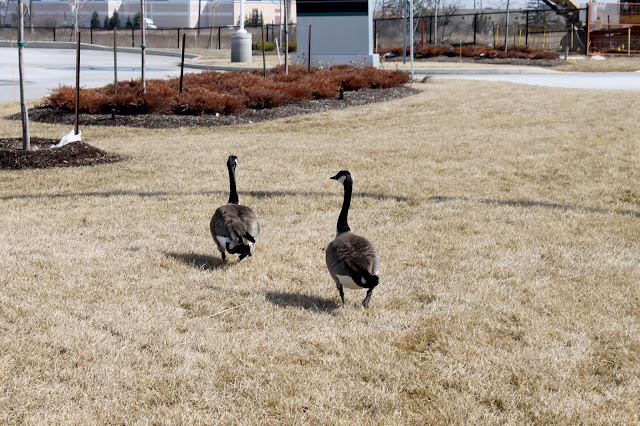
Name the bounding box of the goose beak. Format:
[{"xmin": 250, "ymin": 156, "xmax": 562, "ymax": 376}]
[{"xmin": 330, "ymin": 174, "xmax": 338, "ymax": 180}]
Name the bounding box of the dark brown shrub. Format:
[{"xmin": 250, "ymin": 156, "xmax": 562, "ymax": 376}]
[
  {"xmin": 41, "ymin": 64, "xmax": 409, "ymax": 116},
  {"xmin": 41, "ymin": 85, "xmax": 77, "ymax": 111},
  {"xmin": 175, "ymin": 88, "xmax": 247, "ymax": 115},
  {"xmin": 393, "ymin": 44, "xmax": 559, "ymax": 61},
  {"xmin": 416, "ymin": 45, "xmax": 454, "ymax": 58}
]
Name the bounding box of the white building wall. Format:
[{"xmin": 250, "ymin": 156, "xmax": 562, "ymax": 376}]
[{"xmin": 7, "ymin": 0, "xmax": 296, "ymax": 28}]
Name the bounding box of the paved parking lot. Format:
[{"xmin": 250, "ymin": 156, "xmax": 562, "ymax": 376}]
[
  {"xmin": 434, "ymin": 70, "xmax": 640, "ymax": 90},
  {"xmin": 2, "ymin": 46, "xmax": 639, "ymax": 105},
  {"xmin": 0, "ymin": 47, "xmax": 201, "ymax": 104}
]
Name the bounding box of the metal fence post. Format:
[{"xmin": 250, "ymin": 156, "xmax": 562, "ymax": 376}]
[
  {"xmin": 177, "ymin": 28, "xmax": 180, "ymax": 49},
  {"xmin": 373, "ymin": 19, "xmax": 377, "ymax": 49},
  {"xmin": 474, "ymin": 14, "xmax": 477, "ymax": 45},
  {"xmin": 218, "ymin": 27, "xmax": 221, "ymax": 49},
  {"xmin": 525, "ymin": 10, "xmax": 529, "ymax": 46},
  {"xmin": 429, "ymin": 16, "xmax": 433, "ymax": 44}
]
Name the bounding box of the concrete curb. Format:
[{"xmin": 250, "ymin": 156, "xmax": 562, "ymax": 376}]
[
  {"xmin": 184, "ymin": 63, "xmax": 559, "ymax": 76},
  {"xmin": 410, "ymin": 67, "xmax": 558, "ymax": 75},
  {"xmin": 0, "ymin": 40, "xmax": 198, "ymax": 59},
  {"xmin": 184, "ymin": 63, "xmax": 269, "ymax": 72}
]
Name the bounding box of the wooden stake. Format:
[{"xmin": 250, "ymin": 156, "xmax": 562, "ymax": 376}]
[
  {"xmin": 262, "ymin": 25, "xmax": 266, "ymax": 78},
  {"xmin": 17, "ymin": 0, "xmax": 30, "ymax": 150},
  {"xmin": 180, "ymin": 33, "xmax": 186, "ymax": 93},
  {"xmin": 141, "ymin": 0, "xmax": 146, "ymax": 93},
  {"xmin": 284, "ymin": 0, "xmax": 288, "ymax": 74},
  {"xmin": 113, "ymin": 28, "xmax": 118, "ymax": 95},
  {"xmin": 308, "ymin": 24, "xmax": 311, "ymax": 71},
  {"xmin": 74, "ymin": 31, "xmax": 80, "ymax": 136}
]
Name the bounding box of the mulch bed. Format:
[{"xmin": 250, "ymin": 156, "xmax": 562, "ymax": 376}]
[
  {"xmin": 1, "ymin": 54, "xmax": 561, "ymax": 170},
  {"xmin": 0, "ymin": 138, "xmax": 122, "ymax": 170},
  {"xmin": 13, "ymin": 85, "xmax": 419, "ymax": 129},
  {"xmin": 1, "ymin": 85, "xmax": 418, "ymax": 170}
]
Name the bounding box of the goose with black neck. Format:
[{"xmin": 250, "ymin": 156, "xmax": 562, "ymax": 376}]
[
  {"xmin": 326, "ymin": 170, "xmax": 381, "ymax": 307},
  {"xmin": 210, "ymin": 156, "xmax": 260, "ymax": 262}
]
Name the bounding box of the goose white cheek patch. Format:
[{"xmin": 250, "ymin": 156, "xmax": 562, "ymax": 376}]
[{"xmin": 337, "ymin": 176, "xmax": 347, "ymax": 184}]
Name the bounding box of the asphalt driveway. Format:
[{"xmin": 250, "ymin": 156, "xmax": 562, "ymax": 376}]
[{"xmin": 0, "ymin": 47, "xmax": 200, "ymax": 104}]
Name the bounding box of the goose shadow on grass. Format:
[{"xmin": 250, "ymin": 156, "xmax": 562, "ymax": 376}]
[
  {"xmin": 428, "ymin": 195, "xmax": 640, "ymax": 219},
  {"xmin": 265, "ymin": 291, "xmax": 340, "ymax": 314},
  {"xmin": 165, "ymin": 251, "xmax": 227, "ymax": 271}
]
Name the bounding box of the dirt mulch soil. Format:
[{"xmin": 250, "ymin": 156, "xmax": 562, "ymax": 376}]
[
  {"xmin": 2, "ymin": 86, "xmax": 418, "ymax": 170},
  {"xmin": 15, "ymin": 85, "xmax": 419, "ymax": 129},
  {"xmin": 0, "ymin": 138, "xmax": 121, "ymax": 170}
]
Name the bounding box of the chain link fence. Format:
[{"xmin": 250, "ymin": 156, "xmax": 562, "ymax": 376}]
[
  {"xmin": 0, "ymin": 8, "xmax": 584, "ymax": 53},
  {"xmin": 0, "ymin": 24, "xmax": 298, "ymax": 50},
  {"xmin": 374, "ymin": 8, "xmax": 586, "ymax": 53}
]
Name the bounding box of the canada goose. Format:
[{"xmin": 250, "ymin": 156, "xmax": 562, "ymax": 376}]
[
  {"xmin": 326, "ymin": 171, "xmax": 380, "ymax": 308},
  {"xmin": 210, "ymin": 155, "xmax": 260, "ymax": 261}
]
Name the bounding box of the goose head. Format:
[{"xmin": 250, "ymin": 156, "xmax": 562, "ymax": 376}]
[
  {"xmin": 330, "ymin": 170, "xmax": 352, "ymax": 185},
  {"xmin": 227, "ymin": 155, "xmax": 238, "ymax": 171}
]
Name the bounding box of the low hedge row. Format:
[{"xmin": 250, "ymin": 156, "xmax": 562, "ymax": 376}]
[{"xmin": 41, "ymin": 65, "xmax": 410, "ymax": 116}]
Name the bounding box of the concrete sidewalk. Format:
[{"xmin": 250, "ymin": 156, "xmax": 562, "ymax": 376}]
[
  {"xmin": 1, "ymin": 41, "xmax": 558, "ymax": 76},
  {"xmin": 5, "ymin": 42, "xmax": 635, "ymax": 97},
  {"xmin": 185, "ymin": 49, "xmax": 558, "ymax": 75}
]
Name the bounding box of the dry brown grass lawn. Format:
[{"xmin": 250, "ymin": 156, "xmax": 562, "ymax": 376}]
[
  {"xmin": 551, "ymin": 56, "xmax": 640, "ymax": 72},
  {"xmin": 1, "ymin": 79, "xmax": 639, "ymax": 424}
]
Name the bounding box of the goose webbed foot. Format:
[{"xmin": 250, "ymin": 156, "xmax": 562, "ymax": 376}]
[{"xmin": 362, "ymin": 288, "xmax": 374, "ymax": 308}]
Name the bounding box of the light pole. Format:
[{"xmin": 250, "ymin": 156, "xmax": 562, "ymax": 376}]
[
  {"xmin": 231, "ymin": 0, "xmax": 252, "ymax": 62},
  {"xmin": 198, "ymin": 0, "xmax": 202, "ymax": 35}
]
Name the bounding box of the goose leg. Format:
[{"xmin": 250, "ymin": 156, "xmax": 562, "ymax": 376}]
[
  {"xmin": 337, "ymin": 284, "xmax": 345, "ymax": 305},
  {"xmin": 362, "ymin": 288, "xmax": 374, "ymax": 308},
  {"xmin": 213, "ymin": 238, "xmax": 226, "ymax": 262}
]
